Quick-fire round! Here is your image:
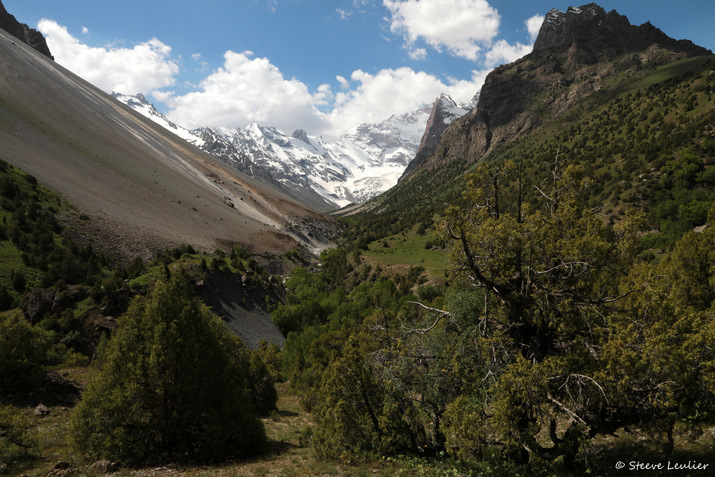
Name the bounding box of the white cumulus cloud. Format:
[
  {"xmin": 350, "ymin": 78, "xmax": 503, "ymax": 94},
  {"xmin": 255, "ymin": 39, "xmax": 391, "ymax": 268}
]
[
  {"xmin": 482, "ymin": 39, "xmax": 532, "ymax": 68},
  {"xmin": 38, "ymin": 19, "xmax": 179, "ymax": 95},
  {"xmin": 479, "ymin": 13, "xmax": 543, "ymax": 68},
  {"xmin": 384, "ymin": 0, "xmax": 501, "ymax": 60},
  {"xmin": 35, "ymin": 19, "xmax": 487, "ymax": 142},
  {"xmin": 159, "ymin": 50, "xmax": 330, "ymax": 135},
  {"xmin": 383, "ymin": 1, "xmax": 542, "ymax": 68},
  {"xmin": 324, "ymin": 67, "xmax": 483, "ymax": 139},
  {"xmin": 160, "ymin": 55, "xmax": 484, "ymax": 141},
  {"xmin": 479, "ymin": 14, "xmax": 543, "ymax": 67},
  {"xmin": 409, "ymin": 47, "xmax": 428, "ymax": 60},
  {"xmin": 526, "ymin": 14, "xmax": 545, "ymax": 42},
  {"xmin": 336, "ymin": 75, "xmax": 350, "ymax": 89}
]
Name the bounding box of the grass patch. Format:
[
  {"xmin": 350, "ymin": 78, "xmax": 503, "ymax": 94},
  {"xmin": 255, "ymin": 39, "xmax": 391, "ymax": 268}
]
[
  {"xmin": 625, "ymin": 55, "xmax": 713, "ymax": 92},
  {"xmin": 0, "ymin": 240, "xmax": 26, "ymax": 280},
  {"xmin": 362, "ymin": 225, "xmax": 449, "ymax": 276},
  {"xmin": 3, "ymin": 376, "xmax": 460, "ymax": 476}
]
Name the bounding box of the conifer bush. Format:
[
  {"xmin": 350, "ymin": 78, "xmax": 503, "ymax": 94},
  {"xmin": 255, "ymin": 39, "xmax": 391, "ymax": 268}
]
[
  {"xmin": 0, "ymin": 310, "xmax": 50, "ymax": 395},
  {"xmin": 70, "ymin": 270, "xmax": 267, "ymax": 465}
]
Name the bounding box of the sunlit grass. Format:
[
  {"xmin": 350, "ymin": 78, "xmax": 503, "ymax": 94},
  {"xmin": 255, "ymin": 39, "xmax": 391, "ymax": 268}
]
[{"xmin": 362, "ymin": 225, "xmax": 450, "ymax": 277}]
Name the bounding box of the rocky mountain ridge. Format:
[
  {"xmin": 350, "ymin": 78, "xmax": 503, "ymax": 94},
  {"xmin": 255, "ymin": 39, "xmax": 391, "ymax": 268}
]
[
  {"xmin": 400, "ymin": 93, "xmax": 476, "ymax": 180},
  {"xmin": 410, "ymin": 2, "xmax": 712, "ymax": 177},
  {"xmin": 0, "ymin": 0, "xmax": 53, "ymax": 59},
  {"xmin": 534, "ymin": 3, "xmax": 707, "ymax": 55}
]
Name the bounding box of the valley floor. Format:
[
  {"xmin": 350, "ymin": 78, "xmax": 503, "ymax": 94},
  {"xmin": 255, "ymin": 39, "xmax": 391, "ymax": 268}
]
[
  {"xmin": 7, "ymin": 377, "xmax": 460, "ymax": 477},
  {"xmin": 6, "ymin": 370, "xmax": 714, "ymax": 477}
]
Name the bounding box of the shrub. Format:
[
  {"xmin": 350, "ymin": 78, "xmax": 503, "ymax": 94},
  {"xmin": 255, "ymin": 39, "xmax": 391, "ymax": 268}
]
[
  {"xmin": 0, "ymin": 403, "xmax": 35, "ymax": 451},
  {"xmin": 0, "ymin": 310, "xmax": 50, "ymax": 396},
  {"xmin": 70, "ymin": 271, "xmax": 267, "ymax": 465}
]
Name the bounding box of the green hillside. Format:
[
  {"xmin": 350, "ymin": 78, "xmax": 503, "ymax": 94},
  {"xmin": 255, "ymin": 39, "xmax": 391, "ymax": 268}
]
[
  {"xmin": 2, "ymin": 46, "xmax": 715, "ymax": 477},
  {"xmin": 272, "ymin": 54, "xmax": 715, "ymax": 474},
  {"xmin": 343, "ymin": 55, "xmax": 714, "ymax": 252},
  {"xmin": 0, "ymin": 158, "xmax": 111, "ymax": 308}
]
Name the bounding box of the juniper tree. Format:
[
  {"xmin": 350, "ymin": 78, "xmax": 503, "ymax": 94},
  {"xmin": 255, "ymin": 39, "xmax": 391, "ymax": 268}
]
[{"xmin": 71, "ymin": 270, "xmax": 267, "ymax": 465}]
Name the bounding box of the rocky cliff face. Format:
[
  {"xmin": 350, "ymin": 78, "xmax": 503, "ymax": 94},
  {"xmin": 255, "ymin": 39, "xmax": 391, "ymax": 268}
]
[
  {"xmin": 533, "ymin": 3, "xmax": 708, "ymax": 57},
  {"xmin": 400, "ymin": 94, "xmax": 471, "ymax": 180},
  {"xmin": 413, "ymin": 3, "xmax": 712, "ymax": 175},
  {"xmin": 0, "ymin": 0, "xmax": 53, "ymax": 59}
]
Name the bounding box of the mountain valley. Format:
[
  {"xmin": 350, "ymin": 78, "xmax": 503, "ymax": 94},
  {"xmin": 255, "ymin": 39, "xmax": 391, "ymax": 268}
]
[
  {"xmin": 2, "ymin": 1, "xmax": 715, "ymax": 475},
  {"xmin": 113, "ymin": 92, "xmax": 472, "ymax": 211}
]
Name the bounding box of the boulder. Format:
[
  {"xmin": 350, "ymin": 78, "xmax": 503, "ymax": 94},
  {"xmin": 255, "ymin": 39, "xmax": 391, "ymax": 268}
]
[
  {"xmin": 20, "ymin": 288, "xmax": 57, "ymax": 324},
  {"xmin": 38, "ymin": 371, "xmax": 81, "ymax": 406}
]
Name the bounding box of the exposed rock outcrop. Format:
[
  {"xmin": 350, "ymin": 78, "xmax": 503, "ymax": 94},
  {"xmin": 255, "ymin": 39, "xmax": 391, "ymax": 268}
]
[
  {"xmin": 38, "ymin": 371, "xmax": 81, "ymax": 406},
  {"xmin": 412, "ymin": 3, "xmax": 712, "ymax": 175},
  {"xmin": 292, "ymin": 129, "xmax": 311, "ymax": 145},
  {"xmin": 0, "ymin": 0, "xmax": 53, "ymax": 59},
  {"xmin": 83, "ymin": 310, "xmax": 118, "ymax": 351},
  {"xmin": 401, "ymin": 94, "xmax": 471, "ymax": 180},
  {"xmin": 20, "ymin": 287, "xmax": 88, "ymax": 324}
]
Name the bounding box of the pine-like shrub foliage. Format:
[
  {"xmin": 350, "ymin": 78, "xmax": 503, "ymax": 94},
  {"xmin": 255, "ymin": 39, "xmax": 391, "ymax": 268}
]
[
  {"xmin": 70, "ymin": 271, "xmax": 266, "ymax": 465},
  {"xmin": 0, "ymin": 310, "xmax": 50, "ymax": 396}
]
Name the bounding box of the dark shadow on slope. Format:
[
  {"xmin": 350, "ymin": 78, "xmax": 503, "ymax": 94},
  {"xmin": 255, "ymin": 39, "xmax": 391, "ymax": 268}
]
[{"xmin": 198, "ymin": 271, "xmax": 285, "ymax": 349}]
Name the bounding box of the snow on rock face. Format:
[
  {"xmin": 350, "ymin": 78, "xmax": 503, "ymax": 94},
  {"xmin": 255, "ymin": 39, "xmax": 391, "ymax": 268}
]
[
  {"xmin": 113, "ymin": 92, "xmax": 466, "ymax": 210},
  {"xmin": 112, "ymin": 92, "xmax": 198, "ymax": 144},
  {"xmin": 534, "ymin": 3, "xmax": 607, "ymax": 52},
  {"xmin": 399, "ymin": 94, "xmax": 472, "ymax": 181}
]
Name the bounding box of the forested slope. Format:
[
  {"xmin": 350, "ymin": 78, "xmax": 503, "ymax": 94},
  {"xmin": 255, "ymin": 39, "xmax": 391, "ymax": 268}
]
[{"xmin": 276, "ymin": 41, "xmax": 715, "ymax": 476}]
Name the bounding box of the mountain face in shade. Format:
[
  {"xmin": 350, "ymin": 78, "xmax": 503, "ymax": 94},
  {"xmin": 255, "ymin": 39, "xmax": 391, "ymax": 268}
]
[
  {"xmin": 0, "ymin": 0, "xmax": 53, "ymax": 59},
  {"xmin": 400, "ymin": 94, "xmax": 473, "ymax": 181},
  {"xmin": 533, "ymin": 3, "xmax": 709, "ymax": 56}
]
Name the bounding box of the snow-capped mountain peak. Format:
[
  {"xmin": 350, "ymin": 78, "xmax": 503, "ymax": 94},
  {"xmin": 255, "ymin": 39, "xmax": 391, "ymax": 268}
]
[
  {"xmin": 399, "ymin": 94, "xmax": 472, "ymax": 181},
  {"xmin": 112, "ymin": 92, "xmax": 470, "ymax": 210},
  {"xmin": 112, "ymin": 92, "xmax": 198, "ymax": 144}
]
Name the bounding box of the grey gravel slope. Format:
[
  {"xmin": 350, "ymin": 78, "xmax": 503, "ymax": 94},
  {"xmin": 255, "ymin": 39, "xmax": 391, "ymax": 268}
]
[{"xmin": 0, "ymin": 28, "xmax": 338, "ymax": 261}]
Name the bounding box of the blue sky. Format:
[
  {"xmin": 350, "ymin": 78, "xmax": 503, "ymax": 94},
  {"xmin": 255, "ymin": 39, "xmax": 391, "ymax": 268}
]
[{"xmin": 5, "ymin": 0, "xmax": 714, "ymax": 139}]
